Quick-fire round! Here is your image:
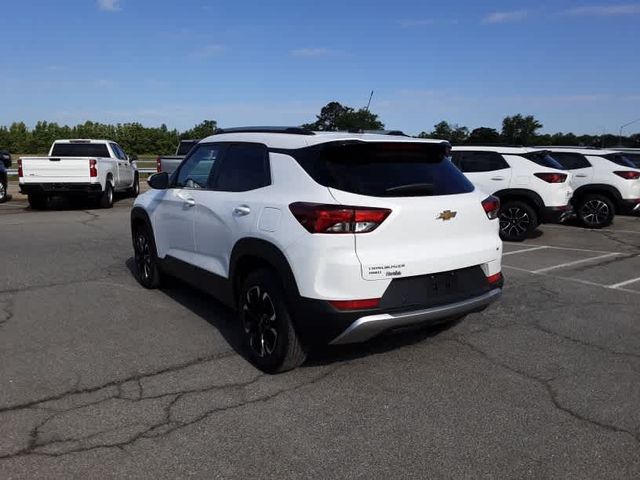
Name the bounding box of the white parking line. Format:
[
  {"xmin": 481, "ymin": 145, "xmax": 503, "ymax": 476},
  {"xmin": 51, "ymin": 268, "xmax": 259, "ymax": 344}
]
[
  {"xmin": 608, "ymin": 276, "xmax": 640, "ymax": 289},
  {"xmin": 502, "ymin": 246, "xmax": 549, "ymax": 256},
  {"xmin": 531, "ymin": 253, "xmax": 622, "ymax": 274},
  {"xmin": 543, "ymin": 224, "xmax": 640, "ymax": 235}
]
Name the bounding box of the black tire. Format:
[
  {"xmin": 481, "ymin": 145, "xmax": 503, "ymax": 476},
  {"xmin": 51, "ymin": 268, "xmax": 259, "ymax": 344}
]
[
  {"xmin": 238, "ymin": 269, "xmax": 307, "ymax": 373},
  {"xmin": 98, "ymin": 182, "xmax": 114, "ymax": 209},
  {"xmin": 128, "ymin": 174, "xmax": 140, "ymax": 197},
  {"xmin": 499, "ymin": 200, "xmax": 538, "ymax": 242},
  {"xmin": 576, "ymin": 194, "xmax": 615, "ymax": 228},
  {"xmin": 132, "ymin": 223, "xmax": 163, "ymax": 289},
  {"xmin": 28, "ymin": 194, "xmax": 47, "ymax": 210},
  {"xmin": 0, "ymin": 179, "xmax": 7, "ymax": 203}
]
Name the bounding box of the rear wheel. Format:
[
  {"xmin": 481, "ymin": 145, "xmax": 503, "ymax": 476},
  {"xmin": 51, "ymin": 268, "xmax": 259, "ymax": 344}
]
[
  {"xmin": 128, "ymin": 174, "xmax": 140, "ymax": 197},
  {"xmin": 133, "ymin": 223, "xmax": 163, "ymax": 289},
  {"xmin": 577, "ymin": 194, "xmax": 614, "ymax": 228},
  {"xmin": 238, "ymin": 269, "xmax": 307, "ymax": 373},
  {"xmin": 499, "ymin": 200, "xmax": 538, "ymax": 242},
  {"xmin": 98, "ymin": 182, "xmax": 114, "ymax": 209},
  {"xmin": 28, "ymin": 194, "xmax": 47, "ymax": 210}
]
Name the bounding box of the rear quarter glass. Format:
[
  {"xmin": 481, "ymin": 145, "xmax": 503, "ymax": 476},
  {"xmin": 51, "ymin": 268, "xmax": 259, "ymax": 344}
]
[{"xmin": 293, "ymin": 141, "xmax": 474, "ymax": 197}]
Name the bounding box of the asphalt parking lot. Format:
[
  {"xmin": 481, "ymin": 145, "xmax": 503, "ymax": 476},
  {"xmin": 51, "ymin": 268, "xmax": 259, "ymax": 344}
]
[{"xmin": 1, "ymin": 192, "xmax": 639, "ymax": 479}]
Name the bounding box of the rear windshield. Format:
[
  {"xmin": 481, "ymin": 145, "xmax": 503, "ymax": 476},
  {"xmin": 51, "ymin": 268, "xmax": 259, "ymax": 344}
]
[
  {"xmin": 603, "ymin": 153, "xmax": 637, "ymax": 168},
  {"xmin": 51, "ymin": 143, "xmax": 110, "ymax": 157},
  {"xmin": 176, "ymin": 141, "xmax": 199, "ymax": 156},
  {"xmin": 522, "ymin": 151, "xmax": 565, "ymax": 169},
  {"xmin": 293, "ymin": 141, "xmax": 474, "ymax": 197},
  {"xmin": 622, "ymin": 153, "xmax": 640, "ymax": 168}
]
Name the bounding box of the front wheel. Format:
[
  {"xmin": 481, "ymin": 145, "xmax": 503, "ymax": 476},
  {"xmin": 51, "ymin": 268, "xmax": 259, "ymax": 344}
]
[
  {"xmin": 576, "ymin": 194, "xmax": 614, "ymax": 228},
  {"xmin": 499, "ymin": 201, "xmax": 538, "ymax": 242},
  {"xmin": 238, "ymin": 269, "xmax": 307, "ymax": 373},
  {"xmin": 0, "ymin": 180, "xmax": 7, "ymax": 203},
  {"xmin": 132, "ymin": 224, "xmax": 163, "ymax": 289}
]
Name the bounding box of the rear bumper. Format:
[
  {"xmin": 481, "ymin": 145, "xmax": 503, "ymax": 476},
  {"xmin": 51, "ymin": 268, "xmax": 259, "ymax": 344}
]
[
  {"xmin": 330, "ymin": 288, "xmax": 502, "ymax": 344},
  {"xmin": 541, "ymin": 205, "xmax": 574, "ymax": 223},
  {"xmin": 19, "ymin": 183, "xmax": 102, "ymax": 196}
]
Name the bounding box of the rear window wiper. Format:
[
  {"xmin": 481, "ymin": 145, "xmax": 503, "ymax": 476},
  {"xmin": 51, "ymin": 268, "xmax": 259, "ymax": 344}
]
[{"xmin": 385, "ymin": 183, "xmax": 434, "ymax": 195}]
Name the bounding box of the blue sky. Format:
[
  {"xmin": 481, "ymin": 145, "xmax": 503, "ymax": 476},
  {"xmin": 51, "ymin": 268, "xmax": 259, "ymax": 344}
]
[{"xmin": 1, "ymin": 0, "xmax": 639, "ymax": 135}]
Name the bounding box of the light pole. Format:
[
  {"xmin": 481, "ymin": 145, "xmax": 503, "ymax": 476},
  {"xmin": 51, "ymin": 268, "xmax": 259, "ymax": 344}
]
[{"xmin": 619, "ymin": 118, "xmax": 640, "ymax": 146}]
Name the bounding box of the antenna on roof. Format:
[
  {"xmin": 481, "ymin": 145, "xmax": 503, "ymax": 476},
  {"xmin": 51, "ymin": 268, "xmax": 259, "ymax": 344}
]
[{"xmin": 365, "ymin": 90, "xmax": 374, "ymax": 111}]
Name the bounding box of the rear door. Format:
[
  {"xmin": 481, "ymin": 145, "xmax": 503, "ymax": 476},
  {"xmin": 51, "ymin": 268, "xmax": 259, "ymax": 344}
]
[
  {"xmin": 316, "ymin": 142, "xmax": 501, "ymax": 280},
  {"xmin": 550, "ymin": 152, "xmax": 593, "ymax": 190},
  {"xmin": 110, "ymin": 143, "xmax": 133, "ymax": 188},
  {"xmin": 453, "ymin": 151, "xmax": 512, "ymax": 195}
]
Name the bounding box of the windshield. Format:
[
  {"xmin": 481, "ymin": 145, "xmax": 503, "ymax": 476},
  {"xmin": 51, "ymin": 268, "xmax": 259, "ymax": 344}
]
[
  {"xmin": 523, "ymin": 151, "xmax": 565, "ymax": 169},
  {"xmin": 604, "ymin": 153, "xmax": 638, "ymax": 168},
  {"xmin": 51, "ymin": 143, "xmax": 110, "ymax": 157},
  {"xmin": 294, "ymin": 141, "xmax": 474, "ymax": 197}
]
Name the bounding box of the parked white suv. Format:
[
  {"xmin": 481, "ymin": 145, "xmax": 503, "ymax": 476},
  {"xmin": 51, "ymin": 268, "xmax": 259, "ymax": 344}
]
[
  {"xmin": 542, "ymin": 147, "xmax": 640, "ymax": 227},
  {"xmin": 451, "ymin": 146, "xmax": 573, "ymax": 241},
  {"xmin": 131, "ymin": 128, "xmax": 504, "ymax": 372}
]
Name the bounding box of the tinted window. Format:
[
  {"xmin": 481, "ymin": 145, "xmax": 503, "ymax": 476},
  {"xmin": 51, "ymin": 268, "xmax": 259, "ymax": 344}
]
[
  {"xmin": 522, "ymin": 151, "xmax": 565, "ymax": 169},
  {"xmin": 214, "ymin": 144, "xmax": 270, "ymax": 192},
  {"xmin": 550, "ymin": 152, "xmax": 591, "ymax": 170},
  {"xmin": 623, "ymin": 153, "xmax": 640, "ymax": 168},
  {"xmin": 603, "ymin": 153, "xmax": 637, "ymax": 168},
  {"xmin": 174, "ymin": 144, "xmax": 223, "ymax": 189},
  {"xmin": 455, "ymin": 151, "xmax": 509, "ymax": 173},
  {"xmin": 51, "ymin": 143, "xmax": 110, "ymax": 157},
  {"xmin": 110, "ymin": 143, "xmax": 126, "ymax": 160},
  {"xmin": 294, "ymin": 142, "xmax": 474, "ymax": 197}
]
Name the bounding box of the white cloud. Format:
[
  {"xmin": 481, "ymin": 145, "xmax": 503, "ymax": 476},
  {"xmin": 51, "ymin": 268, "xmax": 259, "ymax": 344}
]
[
  {"xmin": 290, "ymin": 48, "xmax": 332, "ymax": 58},
  {"xmin": 191, "ymin": 45, "xmax": 226, "ymax": 59},
  {"xmin": 483, "ymin": 10, "xmax": 529, "ymax": 24},
  {"xmin": 564, "ymin": 4, "xmax": 640, "ymax": 16},
  {"xmin": 97, "ymin": 0, "xmax": 121, "ymax": 12}
]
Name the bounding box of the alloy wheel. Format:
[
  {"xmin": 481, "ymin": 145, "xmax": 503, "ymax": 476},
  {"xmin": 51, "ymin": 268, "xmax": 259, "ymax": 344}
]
[
  {"xmin": 500, "ymin": 207, "xmax": 531, "ymax": 238},
  {"xmin": 134, "ymin": 232, "xmax": 153, "ymax": 281},
  {"xmin": 581, "ymin": 199, "xmax": 610, "ymax": 227},
  {"xmin": 242, "ymin": 286, "xmax": 279, "ymax": 358},
  {"xmin": 0, "ymin": 182, "xmax": 5, "ymax": 201}
]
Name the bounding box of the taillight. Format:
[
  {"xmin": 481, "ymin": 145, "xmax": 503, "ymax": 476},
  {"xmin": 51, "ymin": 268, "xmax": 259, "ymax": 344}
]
[
  {"xmin": 89, "ymin": 159, "xmax": 97, "ymax": 178},
  {"xmin": 534, "ymin": 172, "xmax": 567, "ymax": 183},
  {"xmin": 329, "ymin": 298, "xmax": 381, "ymax": 311},
  {"xmin": 482, "ymin": 195, "xmax": 500, "ymax": 220},
  {"xmin": 289, "ymin": 203, "xmax": 391, "ymax": 234},
  {"xmin": 18, "ymin": 159, "xmax": 23, "ymax": 177},
  {"xmin": 614, "ymin": 171, "xmax": 640, "ymax": 180},
  {"xmin": 487, "ymin": 272, "xmax": 503, "ymax": 286},
  {"xmin": 156, "ymin": 155, "xmax": 162, "ymax": 173}
]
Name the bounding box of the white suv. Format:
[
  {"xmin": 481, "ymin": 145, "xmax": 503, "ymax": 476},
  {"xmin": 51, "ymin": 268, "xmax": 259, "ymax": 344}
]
[
  {"xmin": 451, "ymin": 146, "xmax": 573, "ymax": 241},
  {"xmin": 131, "ymin": 128, "xmax": 503, "ymax": 372},
  {"xmin": 543, "ymin": 147, "xmax": 640, "ymax": 227}
]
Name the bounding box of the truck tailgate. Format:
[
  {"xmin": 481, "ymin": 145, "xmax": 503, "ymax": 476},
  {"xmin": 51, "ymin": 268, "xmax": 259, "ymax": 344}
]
[{"xmin": 21, "ymin": 157, "xmax": 92, "ymax": 183}]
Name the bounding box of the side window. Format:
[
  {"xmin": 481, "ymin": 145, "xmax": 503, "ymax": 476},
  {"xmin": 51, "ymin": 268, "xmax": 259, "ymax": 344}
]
[
  {"xmin": 551, "ymin": 152, "xmax": 591, "ymax": 170},
  {"xmin": 458, "ymin": 152, "xmax": 509, "ymax": 173},
  {"xmin": 213, "ymin": 143, "xmax": 270, "ymax": 192},
  {"xmin": 450, "ymin": 152, "xmax": 462, "ymax": 168},
  {"xmin": 110, "ymin": 143, "xmax": 126, "ymax": 160},
  {"xmin": 175, "ymin": 144, "xmax": 223, "ymax": 189}
]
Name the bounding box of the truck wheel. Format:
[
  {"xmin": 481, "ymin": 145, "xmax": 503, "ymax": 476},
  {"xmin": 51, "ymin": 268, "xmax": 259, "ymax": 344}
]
[
  {"xmin": 98, "ymin": 182, "xmax": 114, "ymax": 209},
  {"xmin": 238, "ymin": 269, "xmax": 307, "ymax": 373},
  {"xmin": 499, "ymin": 200, "xmax": 538, "ymax": 242},
  {"xmin": 128, "ymin": 174, "xmax": 140, "ymax": 197},
  {"xmin": 577, "ymin": 194, "xmax": 614, "ymax": 228},
  {"xmin": 0, "ymin": 179, "xmax": 7, "ymax": 203},
  {"xmin": 28, "ymin": 195, "xmax": 48, "ymax": 210},
  {"xmin": 133, "ymin": 223, "xmax": 163, "ymax": 289}
]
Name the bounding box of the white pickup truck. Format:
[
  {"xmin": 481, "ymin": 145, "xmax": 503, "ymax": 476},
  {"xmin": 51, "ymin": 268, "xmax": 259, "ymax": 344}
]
[{"xmin": 19, "ymin": 139, "xmax": 139, "ymax": 209}]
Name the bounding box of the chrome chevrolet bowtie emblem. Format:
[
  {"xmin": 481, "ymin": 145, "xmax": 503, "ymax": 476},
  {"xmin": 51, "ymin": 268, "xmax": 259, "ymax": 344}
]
[{"xmin": 437, "ymin": 210, "xmax": 457, "ymax": 221}]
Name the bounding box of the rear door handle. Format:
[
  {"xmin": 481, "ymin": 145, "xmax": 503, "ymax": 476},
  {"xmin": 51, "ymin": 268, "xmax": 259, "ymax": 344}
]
[
  {"xmin": 575, "ymin": 174, "xmax": 588, "ymax": 178},
  {"xmin": 490, "ymin": 177, "xmax": 505, "ymax": 181},
  {"xmin": 233, "ymin": 205, "xmax": 251, "ymax": 216}
]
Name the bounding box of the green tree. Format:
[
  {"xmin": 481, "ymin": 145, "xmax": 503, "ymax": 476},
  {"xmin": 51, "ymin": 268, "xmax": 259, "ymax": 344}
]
[
  {"xmin": 467, "ymin": 127, "xmax": 501, "ymax": 144},
  {"xmin": 424, "ymin": 121, "xmax": 469, "ymax": 144},
  {"xmin": 303, "ymin": 101, "xmax": 384, "ymax": 131},
  {"xmin": 181, "ymin": 120, "xmax": 217, "ymax": 140},
  {"xmin": 501, "ymin": 114, "xmax": 543, "ymax": 146}
]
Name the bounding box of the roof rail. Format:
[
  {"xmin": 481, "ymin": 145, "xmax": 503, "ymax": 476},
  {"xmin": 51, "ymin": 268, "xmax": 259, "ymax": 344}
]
[
  {"xmin": 345, "ymin": 129, "xmax": 408, "ymax": 136},
  {"xmin": 214, "ymin": 126, "xmax": 315, "ymax": 136},
  {"xmin": 462, "ymin": 143, "xmax": 525, "ymax": 148},
  {"xmin": 537, "ymin": 145, "xmax": 602, "ymax": 150}
]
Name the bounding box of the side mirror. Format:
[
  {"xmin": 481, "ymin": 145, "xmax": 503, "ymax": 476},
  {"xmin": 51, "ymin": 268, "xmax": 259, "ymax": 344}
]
[{"xmin": 148, "ymin": 172, "xmax": 169, "ymax": 190}]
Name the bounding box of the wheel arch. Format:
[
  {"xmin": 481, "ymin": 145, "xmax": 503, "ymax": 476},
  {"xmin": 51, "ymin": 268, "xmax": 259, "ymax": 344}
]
[
  {"xmin": 130, "ymin": 207, "xmax": 152, "ymax": 239},
  {"xmin": 573, "ymin": 184, "xmax": 622, "ymax": 208},
  {"xmin": 229, "ymin": 238, "xmax": 299, "ymax": 307},
  {"xmin": 493, "ymin": 189, "xmax": 545, "ymax": 215}
]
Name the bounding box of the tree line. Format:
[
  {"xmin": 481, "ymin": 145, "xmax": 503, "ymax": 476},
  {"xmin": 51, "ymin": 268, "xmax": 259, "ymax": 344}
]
[{"xmin": 1, "ymin": 102, "xmax": 638, "ymax": 155}]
